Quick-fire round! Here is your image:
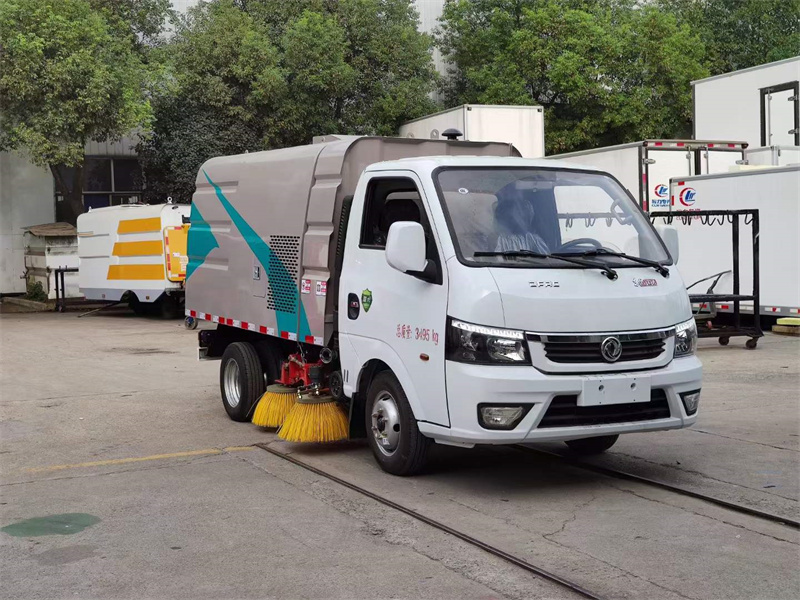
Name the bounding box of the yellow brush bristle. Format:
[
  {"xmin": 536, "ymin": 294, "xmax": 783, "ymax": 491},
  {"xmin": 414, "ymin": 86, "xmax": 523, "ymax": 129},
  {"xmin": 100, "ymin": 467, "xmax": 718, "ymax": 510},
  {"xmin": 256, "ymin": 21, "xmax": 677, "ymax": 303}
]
[
  {"xmin": 278, "ymin": 400, "xmax": 349, "ymax": 443},
  {"xmin": 252, "ymin": 387, "xmax": 297, "ymax": 428}
]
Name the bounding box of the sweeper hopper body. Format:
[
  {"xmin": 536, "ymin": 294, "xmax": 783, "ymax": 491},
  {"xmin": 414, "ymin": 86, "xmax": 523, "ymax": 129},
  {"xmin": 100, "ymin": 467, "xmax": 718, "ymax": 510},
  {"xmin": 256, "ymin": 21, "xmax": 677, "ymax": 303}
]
[{"xmin": 188, "ymin": 135, "xmax": 703, "ymax": 476}]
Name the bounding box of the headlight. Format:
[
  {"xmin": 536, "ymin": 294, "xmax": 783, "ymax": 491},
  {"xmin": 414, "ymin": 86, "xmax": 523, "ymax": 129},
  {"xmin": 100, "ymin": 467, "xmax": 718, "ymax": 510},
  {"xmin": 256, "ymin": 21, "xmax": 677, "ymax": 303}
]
[
  {"xmin": 674, "ymin": 318, "xmax": 698, "ymax": 357},
  {"xmin": 446, "ymin": 318, "xmax": 528, "ymax": 364}
]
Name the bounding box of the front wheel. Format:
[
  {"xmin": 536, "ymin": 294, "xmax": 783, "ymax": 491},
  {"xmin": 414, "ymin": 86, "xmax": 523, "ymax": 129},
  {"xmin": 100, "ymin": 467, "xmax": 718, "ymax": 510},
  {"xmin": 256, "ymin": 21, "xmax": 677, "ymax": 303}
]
[
  {"xmin": 220, "ymin": 342, "xmax": 265, "ymax": 422},
  {"xmin": 565, "ymin": 434, "xmax": 619, "ymax": 455},
  {"xmin": 365, "ymin": 371, "xmax": 430, "ymax": 476}
]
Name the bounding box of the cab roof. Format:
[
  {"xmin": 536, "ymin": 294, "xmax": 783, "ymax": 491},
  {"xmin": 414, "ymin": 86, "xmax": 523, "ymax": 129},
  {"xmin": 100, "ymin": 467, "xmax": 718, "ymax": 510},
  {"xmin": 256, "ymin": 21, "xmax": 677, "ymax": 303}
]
[{"xmin": 363, "ymin": 155, "xmax": 605, "ymax": 174}]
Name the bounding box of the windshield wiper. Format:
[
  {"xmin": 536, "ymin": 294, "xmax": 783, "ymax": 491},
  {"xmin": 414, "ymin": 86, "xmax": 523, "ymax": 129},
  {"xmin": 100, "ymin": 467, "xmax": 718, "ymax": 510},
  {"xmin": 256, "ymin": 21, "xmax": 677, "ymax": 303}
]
[
  {"xmin": 553, "ymin": 248, "xmax": 669, "ymax": 278},
  {"xmin": 473, "ymin": 250, "xmax": 618, "ymax": 281}
]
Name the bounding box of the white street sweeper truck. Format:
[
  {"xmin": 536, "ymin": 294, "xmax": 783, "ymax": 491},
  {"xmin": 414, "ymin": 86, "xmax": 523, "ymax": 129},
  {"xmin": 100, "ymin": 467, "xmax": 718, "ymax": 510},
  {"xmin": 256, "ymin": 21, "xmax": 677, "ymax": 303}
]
[{"xmin": 186, "ymin": 135, "xmax": 702, "ymax": 475}]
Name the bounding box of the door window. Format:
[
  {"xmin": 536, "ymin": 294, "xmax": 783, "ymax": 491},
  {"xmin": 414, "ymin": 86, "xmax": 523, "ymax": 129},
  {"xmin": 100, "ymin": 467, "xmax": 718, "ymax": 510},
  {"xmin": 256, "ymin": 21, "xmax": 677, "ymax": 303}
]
[{"xmin": 359, "ymin": 176, "xmax": 441, "ymax": 283}]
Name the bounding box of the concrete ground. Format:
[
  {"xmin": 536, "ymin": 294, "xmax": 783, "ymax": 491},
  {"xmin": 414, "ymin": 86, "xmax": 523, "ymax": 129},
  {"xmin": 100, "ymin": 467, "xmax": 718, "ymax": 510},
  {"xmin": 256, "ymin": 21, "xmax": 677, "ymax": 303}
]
[{"xmin": 0, "ymin": 311, "xmax": 798, "ymax": 599}]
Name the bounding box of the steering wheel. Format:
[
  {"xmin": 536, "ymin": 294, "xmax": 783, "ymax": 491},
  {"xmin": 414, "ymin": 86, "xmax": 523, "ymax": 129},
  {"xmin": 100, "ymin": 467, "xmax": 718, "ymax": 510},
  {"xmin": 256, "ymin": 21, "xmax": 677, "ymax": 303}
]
[{"xmin": 558, "ymin": 238, "xmax": 603, "ymax": 253}]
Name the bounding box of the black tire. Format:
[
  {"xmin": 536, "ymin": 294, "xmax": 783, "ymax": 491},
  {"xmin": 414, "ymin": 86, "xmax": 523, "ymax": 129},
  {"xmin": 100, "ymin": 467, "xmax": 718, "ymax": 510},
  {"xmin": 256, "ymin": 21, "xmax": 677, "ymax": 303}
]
[
  {"xmin": 254, "ymin": 339, "xmax": 283, "ymax": 387},
  {"xmin": 565, "ymin": 434, "xmax": 619, "ymax": 455},
  {"xmin": 184, "ymin": 316, "xmax": 198, "ymax": 330},
  {"xmin": 128, "ymin": 293, "xmax": 146, "ymax": 316},
  {"xmin": 158, "ymin": 294, "xmax": 180, "ymax": 319},
  {"xmin": 745, "ymin": 338, "xmax": 758, "ymax": 349},
  {"xmin": 365, "ymin": 371, "xmax": 430, "ymax": 476},
  {"xmin": 219, "ymin": 342, "xmax": 265, "ymax": 422},
  {"xmin": 718, "ymin": 336, "xmax": 730, "ymax": 346}
]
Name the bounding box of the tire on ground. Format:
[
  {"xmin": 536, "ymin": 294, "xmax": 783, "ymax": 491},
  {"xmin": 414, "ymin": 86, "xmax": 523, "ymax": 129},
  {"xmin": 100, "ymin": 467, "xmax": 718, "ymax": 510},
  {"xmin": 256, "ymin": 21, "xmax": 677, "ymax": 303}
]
[
  {"xmin": 220, "ymin": 342, "xmax": 265, "ymax": 422},
  {"xmin": 158, "ymin": 294, "xmax": 181, "ymax": 319},
  {"xmin": 128, "ymin": 293, "xmax": 146, "ymax": 316},
  {"xmin": 565, "ymin": 434, "xmax": 619, "ymax": 455},
  {"xmin": 365, "ymin": 370, "xmax": 430, "ymax": 476}
]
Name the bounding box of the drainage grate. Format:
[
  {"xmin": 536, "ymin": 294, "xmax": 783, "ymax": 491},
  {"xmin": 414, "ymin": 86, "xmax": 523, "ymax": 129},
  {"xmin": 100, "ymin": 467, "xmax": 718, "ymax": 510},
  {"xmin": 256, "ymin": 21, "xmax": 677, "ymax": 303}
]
[{"xmin": 267, "ymin": 235, "xmax": 300, "ymax": 314}]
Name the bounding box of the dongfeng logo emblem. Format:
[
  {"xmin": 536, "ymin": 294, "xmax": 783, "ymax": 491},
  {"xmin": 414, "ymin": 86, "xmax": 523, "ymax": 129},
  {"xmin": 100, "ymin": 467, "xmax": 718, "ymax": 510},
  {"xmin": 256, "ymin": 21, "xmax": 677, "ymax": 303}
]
[{"xmin": 600, "ymin": 336, "xmax": 623, "ymax": 362}]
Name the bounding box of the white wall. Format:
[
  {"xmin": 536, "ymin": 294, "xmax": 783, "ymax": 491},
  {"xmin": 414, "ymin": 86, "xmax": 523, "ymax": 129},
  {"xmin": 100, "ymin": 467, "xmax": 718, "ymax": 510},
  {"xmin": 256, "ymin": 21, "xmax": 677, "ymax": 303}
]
[
  {"xmin": 0, "ymin": 152, "xmax": 55, "ymax": 294},
  {"xmin": 693, "ymin": 57, "xmax": 800, "ymax": 148}
]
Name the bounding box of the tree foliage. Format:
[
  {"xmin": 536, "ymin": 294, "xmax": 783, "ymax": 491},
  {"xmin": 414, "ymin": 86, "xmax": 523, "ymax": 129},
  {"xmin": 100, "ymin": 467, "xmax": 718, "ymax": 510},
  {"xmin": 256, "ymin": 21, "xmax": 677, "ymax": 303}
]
[
  {"xmin": 0, "ymin": 0, "xmax": 169, "ymax": 221},
  {"xmin": 657, "ymin": 0, "xmax": 800, "ymax": 73},
  {"xmin": 437, "ymin": 0, "xmax": 709, "ymax": 154},
  {"xmin": 138, "ymin": 0, "xmax": 438, "ymax": 202},
  {"xmin": 438, "ymin": 0, "xmax": 799, "ymax": 154}
]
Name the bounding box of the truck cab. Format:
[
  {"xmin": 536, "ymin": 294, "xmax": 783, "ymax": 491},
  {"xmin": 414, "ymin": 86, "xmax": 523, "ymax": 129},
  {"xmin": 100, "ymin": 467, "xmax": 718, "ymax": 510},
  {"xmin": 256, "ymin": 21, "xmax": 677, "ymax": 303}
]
[{"xmin": 338, "ymin": 157, "xmax": 701, "ymax": 474}]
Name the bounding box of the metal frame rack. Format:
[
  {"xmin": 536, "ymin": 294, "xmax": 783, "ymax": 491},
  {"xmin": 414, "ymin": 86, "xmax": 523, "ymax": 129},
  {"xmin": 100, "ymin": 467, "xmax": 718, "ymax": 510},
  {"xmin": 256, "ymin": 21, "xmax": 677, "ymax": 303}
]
[{"xmin": 650, "ymin": 209, "xmax": 762, "ymax": 348}]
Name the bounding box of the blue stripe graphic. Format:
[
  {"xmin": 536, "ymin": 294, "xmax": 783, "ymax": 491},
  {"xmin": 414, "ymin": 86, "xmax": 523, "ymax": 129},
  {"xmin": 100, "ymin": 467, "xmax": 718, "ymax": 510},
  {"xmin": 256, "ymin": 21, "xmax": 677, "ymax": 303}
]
[{"xmin": 202, "ymin": 171, "xmax": 311, "ymax": 339}]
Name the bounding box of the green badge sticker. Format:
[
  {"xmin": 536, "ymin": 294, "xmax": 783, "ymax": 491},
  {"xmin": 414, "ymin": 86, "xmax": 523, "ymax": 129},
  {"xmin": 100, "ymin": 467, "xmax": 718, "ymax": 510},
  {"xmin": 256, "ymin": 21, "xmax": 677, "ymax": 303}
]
[{"xmin": 361, "ymin": 289, "xmax": 373, "ymax": 312}]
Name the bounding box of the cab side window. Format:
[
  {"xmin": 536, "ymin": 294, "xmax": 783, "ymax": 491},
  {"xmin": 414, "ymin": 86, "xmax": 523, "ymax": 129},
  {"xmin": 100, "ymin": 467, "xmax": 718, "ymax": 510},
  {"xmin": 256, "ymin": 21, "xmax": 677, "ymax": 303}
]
[
  {"xmin": 359, "ymin": 177, "xmax": 442, "ymax": 283},
  {"xmin": 361, "ymin": 178, "xmax": 422, "ymax": 248}
]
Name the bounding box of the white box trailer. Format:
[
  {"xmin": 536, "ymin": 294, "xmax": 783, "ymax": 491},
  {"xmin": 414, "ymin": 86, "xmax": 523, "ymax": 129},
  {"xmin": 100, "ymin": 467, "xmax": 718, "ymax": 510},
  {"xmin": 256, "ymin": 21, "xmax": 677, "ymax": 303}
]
[
  {"xmin": 744, "ymin": 145, "xmax": 800, "ymax": 167},
  {"xmin": 548, "ymin": 140, "xmax": 747, "ymax": 210},
  {"xmin": 693, "ymin": 56, "xmax": 800, "ymax": 149},
  {"xmin": 77, "ymin": 203, "xmax": 190, "ymax": 315},
  {"xmin": 398, "ymin": 104, "xmax": 545, "ymax": 158},
  {"xmin": 668, "ymin": 166, "xmax": 800, "ymax": 317}
]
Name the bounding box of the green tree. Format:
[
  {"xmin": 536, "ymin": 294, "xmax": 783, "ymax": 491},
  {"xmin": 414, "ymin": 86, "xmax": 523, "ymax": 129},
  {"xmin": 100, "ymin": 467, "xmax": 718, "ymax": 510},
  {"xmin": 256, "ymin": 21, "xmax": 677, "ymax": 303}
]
[
  {"xmin": 138, "ymin": 0, "xmax": 437, "ymax": 202},
  {"xmin": 657, "ymin": 0, "xmax": 800, "ymax": 74},
  {"xmin": 437, "ymin": 0, "xmax": 708, "ymax": 154},
  {"xmin": 0, "ymin": 0, "xmax": 166, "ymax": 222}
]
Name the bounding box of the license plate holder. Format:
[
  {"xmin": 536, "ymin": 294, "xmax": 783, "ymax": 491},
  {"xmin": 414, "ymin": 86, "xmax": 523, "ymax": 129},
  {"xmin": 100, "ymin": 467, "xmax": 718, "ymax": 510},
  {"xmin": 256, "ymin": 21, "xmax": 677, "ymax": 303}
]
[{"xmin": 578, "ymin": 374, "xmax": 651, "ymax": 407}]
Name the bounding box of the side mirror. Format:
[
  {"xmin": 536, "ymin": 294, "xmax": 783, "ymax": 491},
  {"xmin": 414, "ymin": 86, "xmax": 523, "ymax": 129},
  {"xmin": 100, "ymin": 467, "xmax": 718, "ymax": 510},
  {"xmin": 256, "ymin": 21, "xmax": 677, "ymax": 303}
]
[
  {"xmin": 386, "ymin": 222, "xmax": 427, "ymax": 274},
  {"xmin": 656, "ymin": 226, "xmax": 679, "ymax": 264}
]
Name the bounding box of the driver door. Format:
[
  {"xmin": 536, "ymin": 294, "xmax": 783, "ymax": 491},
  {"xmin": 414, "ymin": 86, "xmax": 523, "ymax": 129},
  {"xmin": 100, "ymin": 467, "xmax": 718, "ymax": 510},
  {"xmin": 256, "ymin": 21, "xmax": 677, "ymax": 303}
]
[{"xmin": 339, "ymin": 171, "xmax": 450, "ymax": 427}]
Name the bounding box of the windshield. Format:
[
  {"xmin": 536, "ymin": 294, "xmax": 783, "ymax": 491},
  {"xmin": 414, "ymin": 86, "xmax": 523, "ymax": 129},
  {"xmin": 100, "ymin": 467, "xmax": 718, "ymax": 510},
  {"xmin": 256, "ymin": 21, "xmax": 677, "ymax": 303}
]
[{"xmin": 436, "ymin": 167, "xmax": 671, "ymax": 268}]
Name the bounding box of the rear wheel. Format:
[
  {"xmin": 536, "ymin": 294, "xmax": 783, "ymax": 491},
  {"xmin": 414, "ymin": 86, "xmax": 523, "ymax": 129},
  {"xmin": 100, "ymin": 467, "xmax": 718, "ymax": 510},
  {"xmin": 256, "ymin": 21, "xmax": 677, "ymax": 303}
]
[
  {"xmin": 128, "ymin": 293, "xmax": 146, "ymax": 316},
  {"xmin": 365, "ymin": 371, "xmax": 429, "ymax": 476},
  {"xmin": 565, "ymin": 434, "xmax": 619, "ymax": 455},
  {"xmin": 220, "ymin": 342, "xmax": 265, "ymax": 422},
  {"xmin": 158, "ymin": 294, "xmax": 180, "ymax": 319}
]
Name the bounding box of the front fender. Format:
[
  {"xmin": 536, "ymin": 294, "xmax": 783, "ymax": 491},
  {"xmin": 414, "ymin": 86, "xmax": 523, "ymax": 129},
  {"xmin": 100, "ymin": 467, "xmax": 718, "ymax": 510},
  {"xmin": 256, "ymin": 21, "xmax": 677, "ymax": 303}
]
[{"xmin": 340, "ymin": 332, "xmax": 445, "ymax": 426}]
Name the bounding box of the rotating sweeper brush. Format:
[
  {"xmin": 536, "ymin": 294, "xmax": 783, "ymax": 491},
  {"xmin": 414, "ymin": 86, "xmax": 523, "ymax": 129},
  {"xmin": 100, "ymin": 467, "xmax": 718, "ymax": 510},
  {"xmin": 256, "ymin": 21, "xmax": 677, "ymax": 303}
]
[
  {"xmin": 252, "ymin": 385, "xmax": 297, "ymax": 428},
  {"xmin": 278, "ymin": 386, "xmax": 348, "ymax": 443}
]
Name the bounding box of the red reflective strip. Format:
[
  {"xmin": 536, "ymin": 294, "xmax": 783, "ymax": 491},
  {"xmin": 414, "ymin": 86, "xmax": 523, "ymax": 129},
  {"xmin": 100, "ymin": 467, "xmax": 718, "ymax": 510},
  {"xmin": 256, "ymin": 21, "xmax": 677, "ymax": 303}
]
[
  {"xmin": 677, "ymin": 181, "xmax": 685, "ymax": 185},
  {"xmin": 720, "ymin": 305, "xmax": 730, "ymax": 310},
  {"xmin": 707, "ymin": 143, "xmax": 715, "ymax": 148},
  {"xmin": 677, "ymin": 142, "xmax": 685, "ymax": 147},
  {"xmin": 241, "ymin": 322, "xmax": 249, "ymax": 329},
  {"xmin": 305, "ymin": 336, "xmax": 315, "ymax": 343},
  {"xmin": 281, "ymin": 331, "xmax": 290, "ymax": 339},
  {"xmin": 771, "ymin": 307, "xmax": 779, "ymax": 312},
  {"xmin": 205, "ymin": 314, "xmax": 212, "ymax": 321},
  {"xmin": 654, "ymin": 142, "xmax": 663, "ymax": 146},
  {"xmin": 259, "ymin": 326, "xmax": 267, "ymax": 334},
  {"xmin": 190, "ymin": 310, "xmax": 197, "ymax": 317},
  {"xmin": 728, "ymin": 143, "xmax": 736, "ymax": 148}
]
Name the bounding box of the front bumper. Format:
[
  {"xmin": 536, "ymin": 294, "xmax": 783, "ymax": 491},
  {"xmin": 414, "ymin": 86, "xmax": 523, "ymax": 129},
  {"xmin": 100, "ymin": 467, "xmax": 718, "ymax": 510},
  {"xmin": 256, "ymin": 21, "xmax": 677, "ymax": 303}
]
[{"xmin": 417, "ymin": 356, "xmax": 702, "ymax": 446}]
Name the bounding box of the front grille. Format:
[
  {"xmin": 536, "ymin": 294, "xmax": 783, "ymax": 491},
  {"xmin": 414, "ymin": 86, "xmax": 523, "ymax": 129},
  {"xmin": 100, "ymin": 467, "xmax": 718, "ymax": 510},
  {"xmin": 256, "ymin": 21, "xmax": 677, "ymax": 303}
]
[
  {"xmin": 537, "ymin": 389, "xmax": 670, "ymax": 428},
  {"xmin": 543, "ymin": 337, "xmax": 665, "ymax": 363}
]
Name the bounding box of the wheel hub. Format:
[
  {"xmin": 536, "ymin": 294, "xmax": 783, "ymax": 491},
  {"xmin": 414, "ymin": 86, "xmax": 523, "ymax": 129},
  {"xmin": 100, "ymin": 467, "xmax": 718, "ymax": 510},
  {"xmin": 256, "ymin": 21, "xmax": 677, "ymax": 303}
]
[
  {"xmin": 223, "ymin": 360, "xmax": 241, "ymax": 408},
  {"xmin": 371, "ymin": 392, "xmax": 401, "ymax": 456}
]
